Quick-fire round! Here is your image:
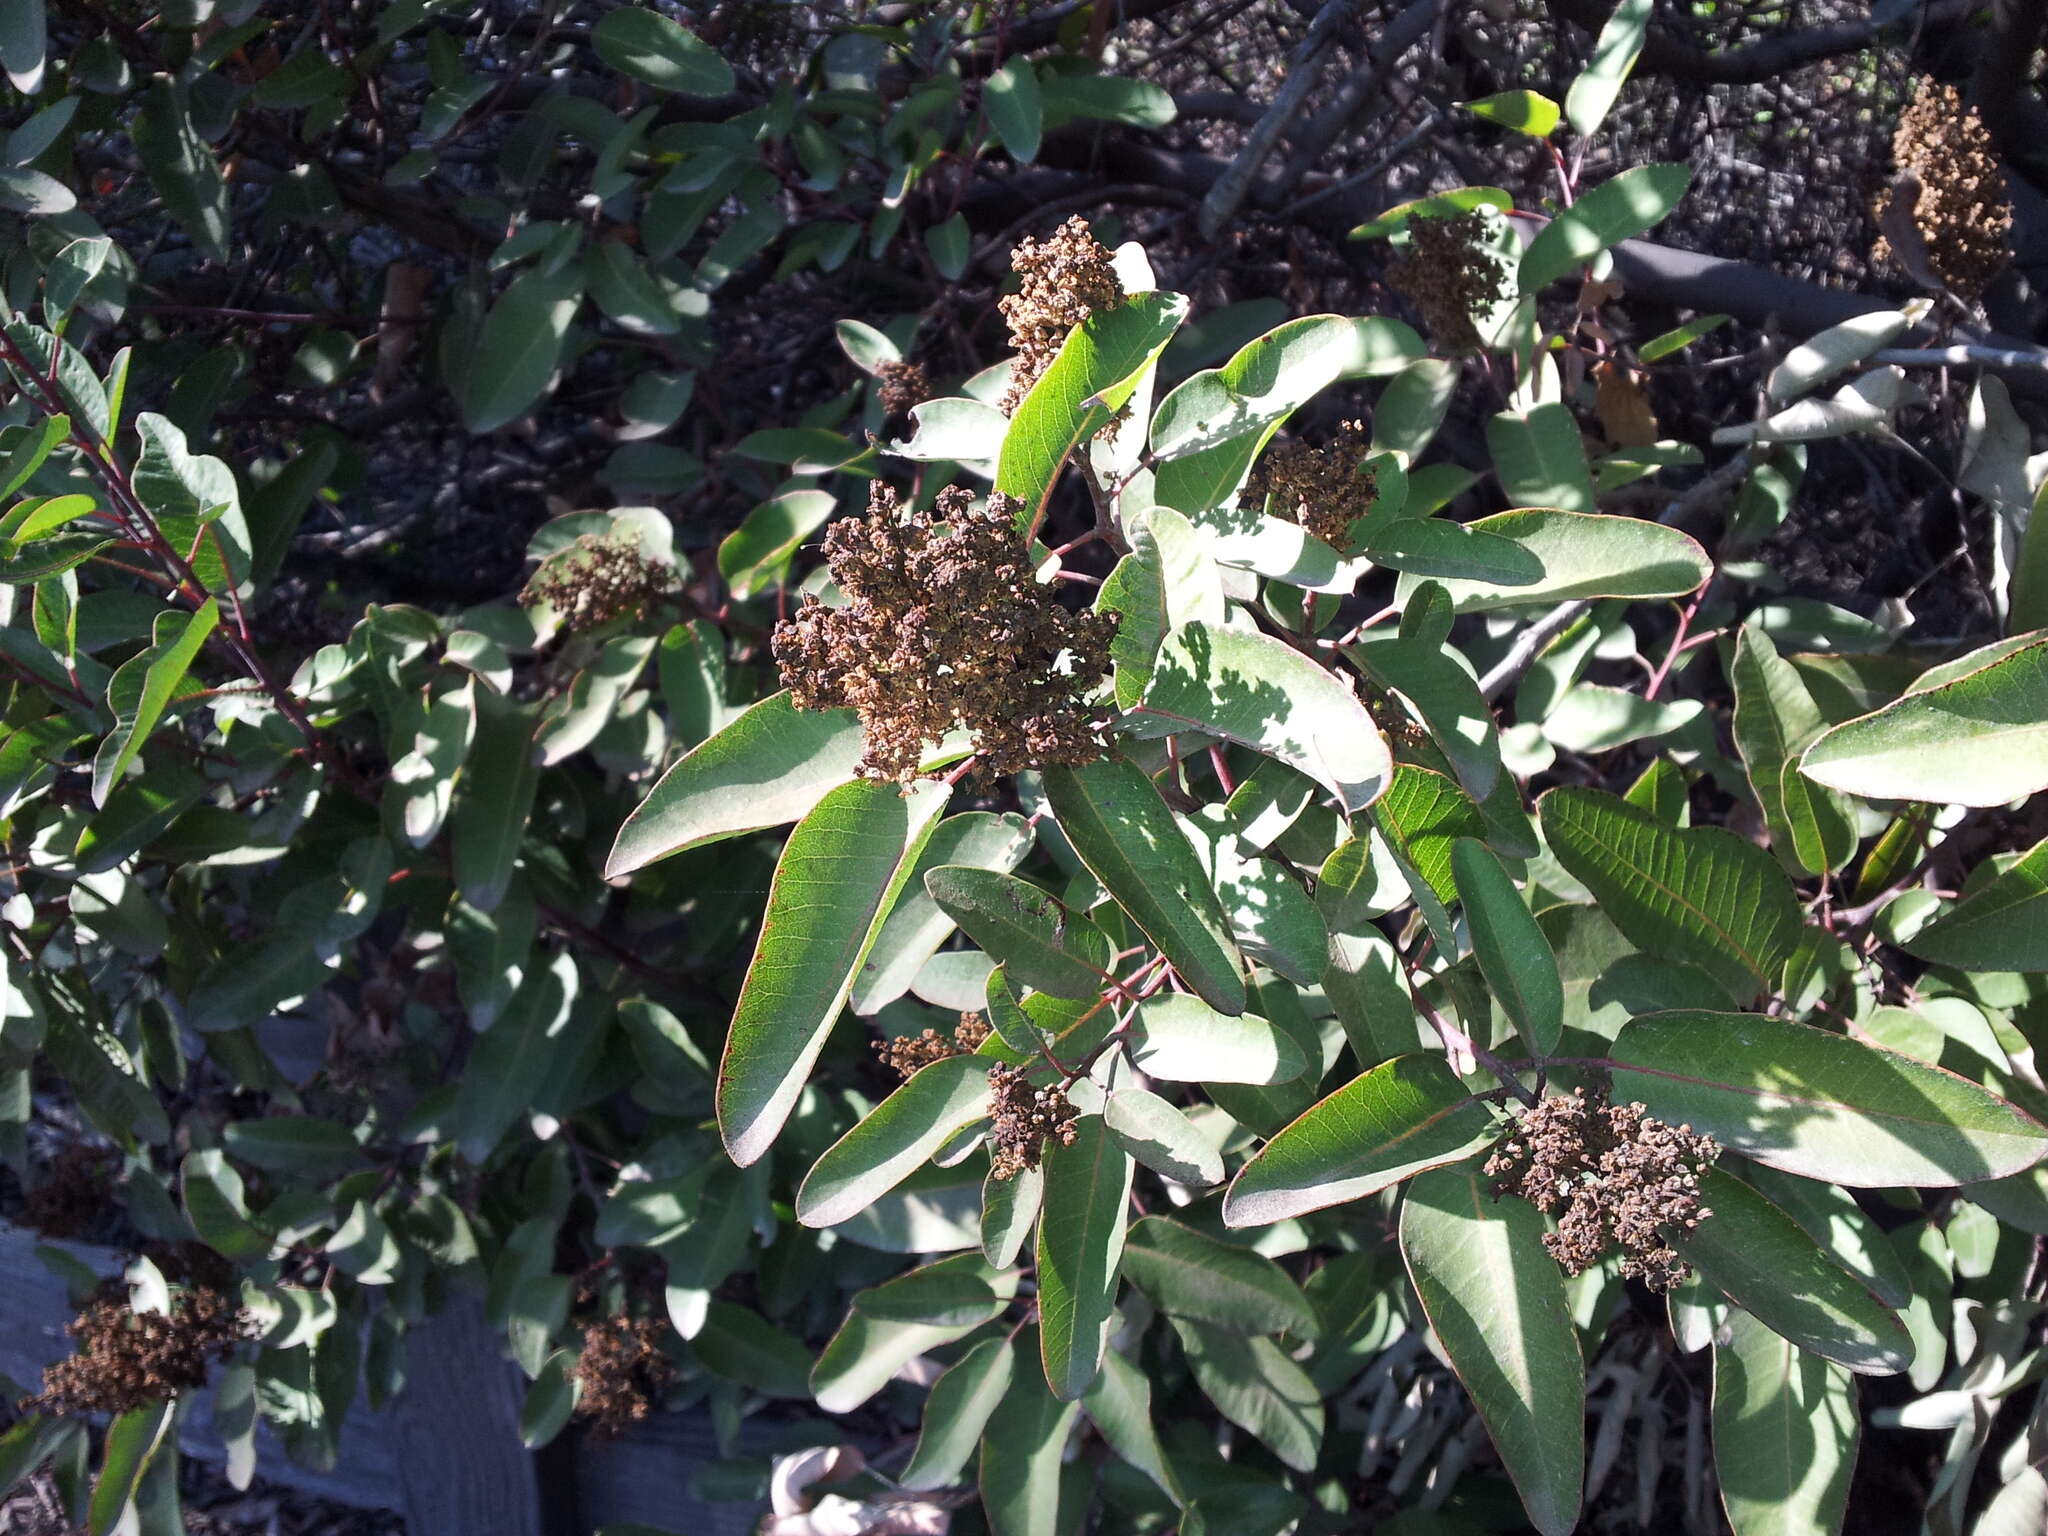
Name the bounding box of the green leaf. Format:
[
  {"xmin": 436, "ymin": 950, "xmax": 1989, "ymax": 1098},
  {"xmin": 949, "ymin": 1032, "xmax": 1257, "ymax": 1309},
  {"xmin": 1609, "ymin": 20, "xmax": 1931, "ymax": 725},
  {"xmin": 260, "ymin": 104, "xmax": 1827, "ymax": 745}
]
[
  {"xmin": 591, "ymin": 6, "xmax": 733, "ymax": 95},
  {"xmin": 1767, "ymin": 307, "xmax": 1922, "ymax": 405},
  {"xmin": 1353, "ymin": 638, "xmax": 1501, "ymax": 802},
  {"xmin": 1487, "ymin": 403, "xmax": 1595, "ymax": 514},
  {"xmin": 87, "ymin": 1401, "xmax": 172, "ymax": 1536},
  {"xmin": 1037, "ymin": 1116, "xmax": 1134, "ymax": 1400},
  {"xmin": 1122, "ymin": 1216, "xmax": 1318, "ymax": 1337},
  {"xmin": 1128, "ymin": 994, "xmax": 1305, "ymax": 1085},
  {"xmin": 1673, "ymin": 1167, "xmax": 1909, "ymax": 1373},
  {"xmin": 1358, "ymin": 516, "xmax": 1547, "ymax": 589},
  {"xmin": 1151, "ymin": 315, "xmax": 1423, "ymax": 511},
  {"xmin": 982, "ymin": 1161, "xmax": 1042, "ymax": 1269},
  {"xmin": 695, "ymin": 1302, "xmax": 813, "ymax": 1398},
  {"xmin": 607, "ymin": 691, "xmax": 864, "ymax": 875},
  {"xmin": 1399, "ymin": 1160, "xmax": 1583, "ymax": 1536},
  {"xmin": 1639, "ymin": 313, "xmax": 1732, "ymax": 363},
  {"xmin": 720, "ymin": 780, "xmax": 950, "ymax": 1165},
  {"xmin": 984, "ymin": 58, "xmax": 1042, "ymax": 162},
  {"xmin": 1712, "ymin": 1309, "xmax": 1858, "ymax": 1536},
  {"xmin": 0, "ymin": 166, "xmax": 72, "ymax": 214},
  {"xmin": 1224, "ymin": 1055, "xmax": 1494, "ymax": 1226},
  {"xmin": 1452, "ymin": 838, "xmax": 1564, "ymax": 1057},
  {"xmin": 1041, "ymin": 757, "xmax": 1246, "ymax": 1015},
  {"xmin": 1538, "ymin": 786, "xmax": 1801, "ymax": 1002},
  {"xmin": 449, "ymin": 687, "xmax": 539, "ymax": 913},
  {"xmin": 1609, "ymin": 1009, "xmax": 2048, "ymax": 1186},
  {"xmin": 1372, "ymin": 764, "xmax": 1485, "ymax": 928},
  {"xmin": 181, "ymin": 1149, "xmax": 270, "ymax": 1263},
  {"xmin": 521, "ymin": 1351, "xmax": 578, "ymax": 1449},
  {"xmin": 996, "ymin": 291, "xmax": 1188, "ymax": 528},
  {"xmin": 585, "ymin": 242, "xmax": 685, "ymax": 337},
  {"xmin": 131, "ymin": 411, "xmax": 250, "ymax": 593},
  {"xmin": 855, "ymin": 813, "xmax": 1035, "ymax": 1012},
  {"xmin": 1099, "ymin": 502, "xmax": 1226, "ymax": 709},
  {"xmin": 1132, "ymin": 620, "xmax": 1391, "ymax": 812},
  {"xmin": 0, "ymin": 0, "xmax": 44, "ymax": 93},
  {"xmin": 797, "ymin": 1055, "xmax": 994, "ymax": 1227},
  {"xmin": 1371, "ymin": 358, "xmax": 1459, "ymax": 459},
  {"xmin": 1730, "ymin": 625, "xmax": 1857, "ymax": 876},
  {"xmin": 1466, "ymin": 89, "xmax": 1559, "ymax": 137},
  {"xmin": 1350, "ymin": 187, "xmax": 1514, "ymax": 241},
  {"xmin": 1563, "ymin": 0, "xmax": 1652, "ymax": 138},
  {"xmin": 903, "ymin": 1338, "xmax": 1014, "ymax": 1490},
  {"xmin": 923, "ymin": 867, "xmax": 1110, "ymax": 999},
  {"xmin": 1039, "ymin": 73, "xmax": 1175, "ymax": 128},
  {"xmin": 979, "ymin": 1329, "xmax": 1082, "ymax": 1536},
  {"xmin": 1518, "ymin": 163, "xmax": 1691, "ymax": 293},
  {"xmin": 90, "ymin": 599, "xmax": 217, "ymax": 808},
  {"xmin": 452, "ymin": 952, "xmax": 578, "ymax": 1164},
  {"xmin": 855, "ymin": 1265, "xmax": 1001, "ymax": 1327},
  {"xmin": 815, "ymin": 1256, "xmax": 1015, "ymax": 1411},
  {"xmin": 1396, "ymin": 507, "xmax": 1710, "ymax": 611},
  {"xmin": 834, "ymin": 318, "xmax": 899, "ymax": 374},
  {"xmin": 1800, "ymin": 631, "xmax": 2048, "ymax": 808},
  {"xmin": 1907, "ymin": 834, "xmax": 2048, "ymax": 971},
  {"xmin": 222, "ymin": 1118, "xmax": 360, "ymax": 1177},
  {"xmin": 716, "ymin": 489, "xmax": 836, "ymax": 600},
  {"xmin": 1103, "ymin": 1087, "xmax": 1224, "ymax": 1186},
  {"xmin": 1171, "ymin": 1317, "xmax": 1324, "ymax": 1472},
  {"xmin": 132, "ymin": 80, "xmax": 229, "ymax": 260},
  {"xmin": 459, "ymin": 269, "xmax": 583, "ymax": 434}
]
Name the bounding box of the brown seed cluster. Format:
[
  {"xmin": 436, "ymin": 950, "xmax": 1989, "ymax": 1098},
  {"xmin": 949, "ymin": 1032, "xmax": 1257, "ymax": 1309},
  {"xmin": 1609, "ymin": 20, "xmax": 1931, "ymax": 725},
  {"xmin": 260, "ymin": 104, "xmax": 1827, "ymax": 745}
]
[
  {"xmin": 522, "ymin": 533, "xmax": 670, "ymax": 633},
  {"xmin": 998, "ymin": 217, "xmax": 1124, "ymax": 413},
  {"xmin": 771, "ymin": 484, "xmax": 1117, "ymax": 782},
  {"xmin": 1486, "ymin": 1086, "xmax": 1718, "ymax": 1293},
  {"xmin": 1873, "ymin": 80, "xmax": 2011, "ymax": 302},
  {"xmin": 987, "ymin": 1064, "xmax": 1078, "ymax": 1181},
  {"xmin": 572, "ymin": 1313, "xmax": 675, "ymax": 1439},
  {"xmin": 1243, "ymin": 420, "xmax": 1377, "ymax": 548},
  {"xmin": 22, "ymin": 1145, "xmax": 115, "ymax": 1241},
  {"xmin": 1388, "ymin": 212, "xmax": 1510, "ymax": 352},
  {"xmin": 27, "ymin": 1287, "xmax": 248, "ymax": 1418},
  {"xmin": 874, "ymin": 359, "xmax": 931, "ymax": 416},
  {"xmin": 874, "ymin": 1013, "xmax": 992, "ymax": 1079}
]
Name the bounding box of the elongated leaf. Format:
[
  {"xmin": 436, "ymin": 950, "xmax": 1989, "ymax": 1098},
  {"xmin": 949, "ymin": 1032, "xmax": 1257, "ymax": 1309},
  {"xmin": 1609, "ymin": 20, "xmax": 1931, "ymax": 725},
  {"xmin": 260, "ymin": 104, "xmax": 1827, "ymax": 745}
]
[
  {"xmin": 1224, "ymin": 1055, "xmax": 1495, "ymax": 1226},
  {"xmin": 1400, "ymin": 1160, "xmax": 1584, "ymax": 1536},
  {"xmin": 1519, "ymin": 163, "xmax": 1691, "ymax": 293},
  {"xmin": 984, "ymin": 58, "xmax": 1042, "ymax": 162},
  {"xmin": 1767, "ymin": 307, "xmax": 1922, "ymax": 404},
  {"xmin": 980, "ymin": 1329, "xmax": 1081, "ymax": 1536},
  {"xmin": 1122, "ymin": 1216, "xmax": 1318, "ymax": 1337},
  {"xmin": 182, "ymin": 1149, "xmax": 270, "ymax": 1262},
  {"xmin": 924, "ymin": 867, "xmax": 1110, "ymax": 998},
  {"xmin": 453, "ymin": 952, "xmax": 578, "ymax": 1164},
  {"xmin": 1453, "ymin": 838, "xmax": 1563, "ymax": 1056},
  {"xmin": 87, "ymin": 1401, "xmax": 173, "ymax": 1536},
  {"xmin": 1132, "ymin": 620, "xmax": 1391, "ymax": 812},
  {"xmin": 1800, "ymin": 631, "xmax": 2048, "ymax": 808},
  {"xmin": 1609, "ymin": 1009, "xmax": 2048, "ymax": 1186},
  {"xmin": 982, "ymin": 1161, "xmax": 1042, "ymax": 1269},
  {"xmin": 1539, "ymin": 786, "xmax": 1800, "ymax": 1002},
  {"xmin": 904, "ymin": 1338, "xmax": 1015, "ymax": 1491},
  {"xmin": 449, "ymin": 687, "xmax": 539, "ymax": 914},
  {"xmin": 1468, "ymin": 88, "xmax": 1560, "ymax": 137},
  {"xmin": 1712, "ymin": 1309, "xmax": 1858, "ymax": 1536},
  {"xmin": 1128, "ymin": 994, "xmax": 1304, "ymax": 1085},
  {"xmin": 996, "ymin": 291, "xmax": 1188, "ymax": 528},
  {"xmin": 1487, "ymin": 404, "xmax": 1594, "ymax": 514},
  {"xmin": 1042, "ymin": 757, "xmax": 1246, "ymax": 1015},
  {"xmin": 814, "ymin": 1255, "xmax": 1016, "ymax": 1412},
  {"xmin": 1672, "ymin": 1168, "xmax": 1910, "ymax": 1373},
  {"xmin": 716, "ymin": 488, "xmax": 836, "ymax": 599},
  {"xmin": 1907, "ymin": 835, "xmax": 2048, "ymax": 971},
  {"xmin": 591, "ymin": 6, "xmax": 733, "ymax": 95},
  {"xmin": 797, "ymin": 1055, "xmax": 994, "ymax": 1227},
  {"xmin": 1171, "ymin": 1317, "xmax": 1324, "ymax": 1473},
  {"xmin": 1730, "ymin": 624, "xmax": 1855, "ymax": 876},
  {"xmin": 1359, "ymin": 515, "xmax": 1546, "ymax": 590},
  {"xmin": 1397, "ymin": 507, "xmax": 1710, "ymax": 611},
  {"xmin": 719, "ymin": 780, "xmax": 950, "ymax": 1165},
  {"xmin": 1103, "ymin": 1087, "xmax": 1224, "ymax": 1186},
  {"xmin": 1152, "ymin": 315, "xmax": 1423, "ymax": 511},
  {"xmin": 1081, "ymin": 1348, "xmax": 1180, "ymax": 1504},
  {"xmin": 1037, "ymin": 1116, "xmax": 1134, "ymax": 1400},
  {"xmin": 607, "ymin": 691, "xmax": 863, "ymax": 874},
  {"xmin": 91, "ymin": 599, "xmax": 217, "ymax": 807},
  {"xmin": 854, "ymin": 813, "xmax": 1035, "ymax": 1013},
  {"xmin": 1564, "ymin": 0, "xmax": 1651, "ymax": 137},
  {"xmin": 460, "ymin": 269, "xmax": 582, "ymax": 434}
]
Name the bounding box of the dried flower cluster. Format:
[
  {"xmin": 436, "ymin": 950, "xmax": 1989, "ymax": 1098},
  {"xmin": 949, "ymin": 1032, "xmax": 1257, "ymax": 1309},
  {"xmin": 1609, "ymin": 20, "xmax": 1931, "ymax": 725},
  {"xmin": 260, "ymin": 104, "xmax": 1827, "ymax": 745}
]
[
  {"xmin": 22, "ymin": 1144, "xmax": 115, "ymax": 1240},
  {"xmin": 772, "ymin": 484, "xmax": 1117, "ymax": 782},
  {"xmin": 998, "ymin": 217, "xmax": 1124, "ymax": 413},
  {"xmin": 874, "ymin": 1013, "xmax": 989, "ymax": 1080},
  {"xmin": 1388, "ymin": 212, "xmax": 1509, "ymax": 352},
  {"xmin": 1486, "ymin": 1085, "xmax": 1718, "ymax": 1292},
  {"xmin": 522, "ymin": 533, "xmax": 669, "ymax": 633},
  {"xmin": 27, "ymin": 1286, "xmax": 247, "ymax": 1418},
  {"xmin": 987, "ymin": 1064, "xmax": 1078, "ymax": 1180},
  {"xmin": 1873, "ymin": 80, "xmax": 2011, "ymax": 302},
  {"xmin": 572, "ymin": 1313, "xmax": 675, "ymax": 1438},
  {"xmin": 874, "ymin": 358, "xmax": 931, "ymax": 416},
  {"xmin": 1243, "ymin": 420, "xmax": 1377, "ymax": 547}
]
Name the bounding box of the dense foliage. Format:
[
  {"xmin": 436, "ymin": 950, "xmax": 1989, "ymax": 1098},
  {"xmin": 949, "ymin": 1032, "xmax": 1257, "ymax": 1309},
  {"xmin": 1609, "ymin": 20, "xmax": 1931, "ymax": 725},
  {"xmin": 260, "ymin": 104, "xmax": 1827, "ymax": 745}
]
[{"xmin": 3, "ymin": 3, "xmax": 2048, "ymax": 1536}]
